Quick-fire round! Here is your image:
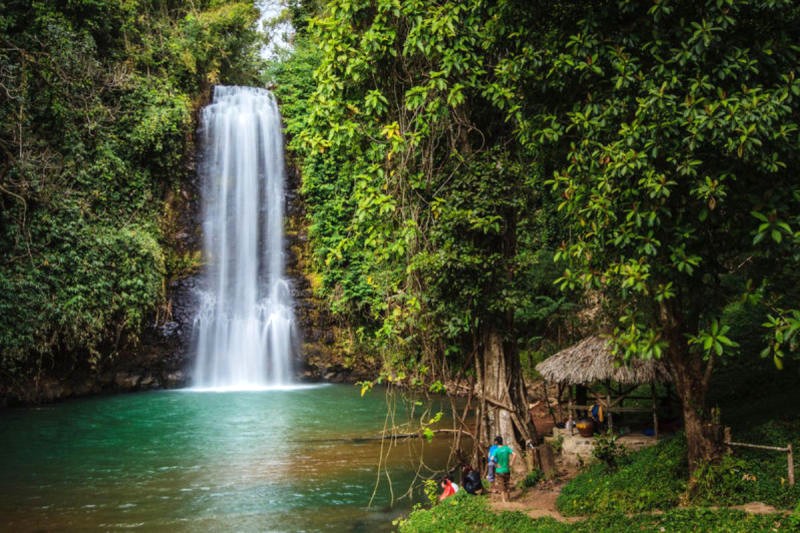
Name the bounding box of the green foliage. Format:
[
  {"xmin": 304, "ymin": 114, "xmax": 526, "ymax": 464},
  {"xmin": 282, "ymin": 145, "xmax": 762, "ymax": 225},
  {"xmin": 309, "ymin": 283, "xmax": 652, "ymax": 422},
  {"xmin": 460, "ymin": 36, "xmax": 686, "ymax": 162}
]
[
  {"xmin": 511, "ymin": 0, "xmax": 800, "ymax": 368},
  {"xmin": 122, "ymin": 83, "xmax": 193, "ymax": 181},
  {"xmin": 521, "ymin": 469, "xmax": 544, "ymax": 488},
  {"xmin": 0, "ymin": 1, "xmax": 262, "ymax": 380},
  {"xmin": 558, "ymin": 436, "xmax": 687, "ymax": 515},
  {"xmin": 576, "ymin": 508, "xmax": 787, "ymax": 533},
  {"xmin": 396, "ymin": 492, "xmax": 562, "ymax": 533},
  {"xmin": 591, "ymin": 431, "xmax": 628, "ymax": 472},
  {"xmin": 559, "ymin": 423, "xmax": 799, "ymax": 517},
  {"xmin": 549, "ymin": 435, "xmax": 564, "ymax": 456},
  {"xmin": 761, "ymin": 310, "xmax": 800, "ymax": 369},
  {"xmin": 788, "ymin": 500, "xmax": 800, "ymax": 530},
  {"xmin": 454, "ymin": 0, "xmax": 800, "ymax": 472},
  {"xmin": 689, "ymin": 455, "xmax": 765, "ymax": 507},
  {"xmin": 273, "ymin": 0, "xmax": 571, "ymax": 390},
  {"xmin": 169, "ymin": 2, "xmax": 263, "ymax": 88},
  {"xmin": 724, "ymin": 419, "xmax": 800, "ymax": 508},
  {"xmin": 422, "ymin": 478, "xmax": 439, "ymax": 506}
]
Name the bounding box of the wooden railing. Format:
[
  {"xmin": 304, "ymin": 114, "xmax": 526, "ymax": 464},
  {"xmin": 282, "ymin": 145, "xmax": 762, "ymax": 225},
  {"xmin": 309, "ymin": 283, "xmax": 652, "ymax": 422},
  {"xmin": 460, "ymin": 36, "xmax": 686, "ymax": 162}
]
[{"xmin": 724, "ymin": 427, "xmax": 795, "ymax": 486}]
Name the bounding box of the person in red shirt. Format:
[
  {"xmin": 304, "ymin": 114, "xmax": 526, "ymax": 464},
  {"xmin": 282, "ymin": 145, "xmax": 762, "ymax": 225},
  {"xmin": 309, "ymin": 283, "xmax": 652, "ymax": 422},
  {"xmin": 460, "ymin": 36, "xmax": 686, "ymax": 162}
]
[{"xmin": 438, "ymin": 475, "xmax": 459, "ymax": 500}]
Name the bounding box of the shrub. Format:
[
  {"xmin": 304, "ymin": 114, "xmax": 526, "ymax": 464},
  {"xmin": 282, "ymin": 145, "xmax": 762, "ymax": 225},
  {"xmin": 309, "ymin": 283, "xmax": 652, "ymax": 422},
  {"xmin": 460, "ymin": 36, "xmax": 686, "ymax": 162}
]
[
  {"xmin": 521, "ymin": 469, "xmax": 544, "ymax": 488},
  {"xmin": 689, "ymin": 455, "xmax": 761, "ymax": 506},
  {"xmin": 550, "ymin": 435, "xmax": 564, "ymax": 456},
  {"xmin": 699, "ymin": 418, "xmax": 800, "ymax": 508},
  {"xmin": 787, "ymin": 500, "xmax": 800, "ymax": 530},
  {"xmin": 591, "ymin": 430, "xmax": 628, "ymax": 471},
  {"xmin": 422, "ymin": 478, "xmax": 438, "ymax": 505}
]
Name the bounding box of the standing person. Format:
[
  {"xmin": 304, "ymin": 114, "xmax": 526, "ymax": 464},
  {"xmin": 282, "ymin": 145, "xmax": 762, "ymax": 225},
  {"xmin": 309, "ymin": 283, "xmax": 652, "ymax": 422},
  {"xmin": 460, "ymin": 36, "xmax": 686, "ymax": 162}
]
[
  {"xmin": 492, "ymin": 436, "xmax": 515, "ymax": 502},
  {"xmin": 486, "ymin": 441, "xmax": 499, "ymax": 486}
]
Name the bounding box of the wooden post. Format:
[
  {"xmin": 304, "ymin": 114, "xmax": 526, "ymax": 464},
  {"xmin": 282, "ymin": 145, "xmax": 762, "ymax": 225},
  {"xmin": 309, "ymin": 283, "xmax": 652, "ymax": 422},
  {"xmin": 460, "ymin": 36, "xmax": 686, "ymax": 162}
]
[
  {"xmin": 724, "ymin": 426, "xmax": 732, "ymax": 454},
  {"xmin": 568, "ymin": 385, "xmax": 574, "ymax": 431},
  {"xmin": 542, "ymin": 380, "xmax": 558, "ymax": 430},
  {"xmin": 788, "ymin": 443, "xmax": 795, "ymax": 487},
  {"xmin": 606, "ymin": 382, "xmax": 613, "ymax": 431},
  {"xmin": 525, "ymin": 445, "xmax": 536, "ymax": 472},
  {"xmin": 536, "ymin": 444, "xmax": 556, "ymax": 478},
  {"xmin": 651, "ymin": 383, "xmax": 658, "ymax": 440},
  {"xmin": 556, "ymin": 383, "xmax": 565, "ymax": 422}
]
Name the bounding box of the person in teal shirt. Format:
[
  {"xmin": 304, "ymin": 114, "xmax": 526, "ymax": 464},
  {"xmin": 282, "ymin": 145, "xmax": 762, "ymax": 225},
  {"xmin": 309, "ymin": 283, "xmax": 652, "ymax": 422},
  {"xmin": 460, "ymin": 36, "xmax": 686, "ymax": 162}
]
[{"xmin": 492, "ymin": 436, "xmax": 515, "ymax": 502}]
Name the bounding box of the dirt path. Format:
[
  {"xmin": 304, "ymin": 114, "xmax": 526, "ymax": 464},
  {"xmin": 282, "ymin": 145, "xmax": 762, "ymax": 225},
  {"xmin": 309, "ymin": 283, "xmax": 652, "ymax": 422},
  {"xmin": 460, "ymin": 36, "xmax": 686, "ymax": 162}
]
[
  {"xmin": 488, "ymin": 485, "xmax": 574, "ymax": 522},
  {"xmin": 487, "ymin": 475, "xmax": 582, "ymax": 523}
]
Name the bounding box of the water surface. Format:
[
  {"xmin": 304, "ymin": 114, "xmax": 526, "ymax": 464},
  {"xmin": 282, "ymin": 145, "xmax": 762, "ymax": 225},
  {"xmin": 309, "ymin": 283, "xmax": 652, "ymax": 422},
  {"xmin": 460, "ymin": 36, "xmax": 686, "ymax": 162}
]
[{"xmin": 0, "ymin": 385, "xmax": 449, "ymax": 531}]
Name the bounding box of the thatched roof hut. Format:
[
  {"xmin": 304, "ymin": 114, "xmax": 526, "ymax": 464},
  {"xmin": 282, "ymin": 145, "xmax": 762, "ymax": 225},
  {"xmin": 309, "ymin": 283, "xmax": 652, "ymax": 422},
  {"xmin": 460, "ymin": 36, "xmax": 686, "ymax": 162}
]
[{"xmin": 536, "ymin": 335, "xmax": 673, "ymax": 385}]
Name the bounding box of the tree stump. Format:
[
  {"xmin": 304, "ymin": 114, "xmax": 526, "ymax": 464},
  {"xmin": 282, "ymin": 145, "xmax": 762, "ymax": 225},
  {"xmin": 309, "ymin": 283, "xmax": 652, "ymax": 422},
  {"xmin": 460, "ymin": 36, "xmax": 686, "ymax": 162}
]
[{"xmin": 535, "ymin": 444, "xmax": 556, "ymax": 477}]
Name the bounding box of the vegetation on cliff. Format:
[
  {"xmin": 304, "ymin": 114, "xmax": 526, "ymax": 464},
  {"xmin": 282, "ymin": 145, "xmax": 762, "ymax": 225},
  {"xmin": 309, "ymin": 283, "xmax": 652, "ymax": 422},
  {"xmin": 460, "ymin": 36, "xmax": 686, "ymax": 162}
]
[{"xmin": 0, "ymin": 1, "xmax": 263, "ymax": 392}]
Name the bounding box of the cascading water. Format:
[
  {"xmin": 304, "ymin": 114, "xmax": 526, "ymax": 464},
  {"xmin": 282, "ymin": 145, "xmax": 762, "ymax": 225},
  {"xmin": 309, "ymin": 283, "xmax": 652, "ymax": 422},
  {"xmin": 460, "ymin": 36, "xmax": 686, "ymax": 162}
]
[{"xmin": 192, "ymin": 86, "xmax": 296, "ymax": 390}]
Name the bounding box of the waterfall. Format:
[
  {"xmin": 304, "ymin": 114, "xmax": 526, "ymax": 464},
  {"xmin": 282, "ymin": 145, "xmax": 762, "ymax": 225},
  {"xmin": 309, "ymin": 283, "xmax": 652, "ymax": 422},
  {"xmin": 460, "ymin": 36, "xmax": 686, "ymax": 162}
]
[{"xmin": 192, "ymin": 86, "xmax": 296, "ymax": 390}]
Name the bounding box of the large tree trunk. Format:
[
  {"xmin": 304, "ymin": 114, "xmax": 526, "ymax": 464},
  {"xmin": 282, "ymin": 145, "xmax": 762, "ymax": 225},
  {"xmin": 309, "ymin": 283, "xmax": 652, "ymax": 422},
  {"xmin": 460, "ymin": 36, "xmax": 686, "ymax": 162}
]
[
  {"xmin": 470, "ymin": 205, "xmax": 537, "ymax": 473},
  {"xmin": 661, "ymin": 305, "xmax": 724, "ymax": 476},
  {"xmin": 668, "ymin": 348, "xmax": 724, "ymax": 473},
  {"xmin": 475, "ymin": 325, "xmax": 538, "ymax": 475}
]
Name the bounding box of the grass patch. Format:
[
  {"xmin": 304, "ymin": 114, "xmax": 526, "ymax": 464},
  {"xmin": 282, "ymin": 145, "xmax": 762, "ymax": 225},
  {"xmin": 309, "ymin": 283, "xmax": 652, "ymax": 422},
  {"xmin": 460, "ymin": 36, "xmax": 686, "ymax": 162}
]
[
  {"xmin": 394, "ymin": 493, "xmax": 563, "ymax": 533},
  {"xmin": 557, "ymin": 435, "xmax": 687, "ymax": 515},
  {"xmin": 395, "ymin": 492, "xmax": 790, "ymax": 532},
  {"xmin": 692, "ymin": 418, "xmax": 800, "ymax": 508},
  {"xmin": 558, "ymin": 415, "xmax": 799, "ymax": 517},
  {"xmin": 574, "ymin": 508, "xmax": 787, "ymax": 532}
]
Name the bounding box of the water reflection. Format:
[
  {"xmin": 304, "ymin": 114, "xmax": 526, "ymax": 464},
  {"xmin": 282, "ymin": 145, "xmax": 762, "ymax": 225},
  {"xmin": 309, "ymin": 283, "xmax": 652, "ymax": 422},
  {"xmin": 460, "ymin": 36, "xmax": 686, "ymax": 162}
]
[{"xmin": 0, "ymin": 385, "xmax": 453, "ymax": 531}]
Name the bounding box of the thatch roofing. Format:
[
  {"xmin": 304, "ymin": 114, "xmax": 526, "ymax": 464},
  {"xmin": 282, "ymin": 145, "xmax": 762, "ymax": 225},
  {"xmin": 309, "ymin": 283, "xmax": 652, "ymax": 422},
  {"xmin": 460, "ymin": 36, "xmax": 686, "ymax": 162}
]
[{"xmin": 536, "ymin": 335, "xmax": 673, "ymax": 385}]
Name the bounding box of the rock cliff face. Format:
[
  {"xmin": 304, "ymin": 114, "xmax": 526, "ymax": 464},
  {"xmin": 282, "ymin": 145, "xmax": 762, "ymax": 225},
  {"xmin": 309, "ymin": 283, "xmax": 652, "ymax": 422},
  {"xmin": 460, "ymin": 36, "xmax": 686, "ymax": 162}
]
[{"xmin": 0, "ymin": 114, "xmax": 368, "ymax": 407}]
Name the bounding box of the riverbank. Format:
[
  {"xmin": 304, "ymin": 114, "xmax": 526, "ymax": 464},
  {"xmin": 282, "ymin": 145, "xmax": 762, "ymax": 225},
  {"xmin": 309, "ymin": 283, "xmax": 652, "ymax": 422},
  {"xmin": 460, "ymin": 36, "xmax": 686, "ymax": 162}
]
[
  {"xmin": 398, "ymin": 413, "xmax": 800, "ymax": 532},
  {"xmin": 398, "ymin": 488, "xmax": 794, "ymax": 532}
]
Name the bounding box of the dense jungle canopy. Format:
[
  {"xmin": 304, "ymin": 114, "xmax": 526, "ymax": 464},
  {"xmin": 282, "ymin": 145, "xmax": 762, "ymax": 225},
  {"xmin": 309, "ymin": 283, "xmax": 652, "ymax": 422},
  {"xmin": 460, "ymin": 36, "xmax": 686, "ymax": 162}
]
[
  {"xmin": 2, "ymin": 0, "xmax": 800, "ymax": 479},
  {"xmin": 273, "ymin": 0, "xmax": 800, "ymax": 473}
]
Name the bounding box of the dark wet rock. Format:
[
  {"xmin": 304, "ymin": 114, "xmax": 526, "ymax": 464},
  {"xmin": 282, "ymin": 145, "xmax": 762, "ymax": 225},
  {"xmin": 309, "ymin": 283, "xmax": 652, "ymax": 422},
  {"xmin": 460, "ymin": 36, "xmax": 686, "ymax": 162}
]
[{"xmin": 115, "ymin": 372, "xmax": 140, "ymax": 389}]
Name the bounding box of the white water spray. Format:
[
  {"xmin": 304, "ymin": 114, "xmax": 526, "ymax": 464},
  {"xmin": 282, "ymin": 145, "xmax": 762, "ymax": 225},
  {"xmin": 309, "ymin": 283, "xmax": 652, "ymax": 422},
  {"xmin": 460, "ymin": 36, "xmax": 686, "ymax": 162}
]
[{"xmin": 193, "ymin": 86, "xmax": 296, "ymax": 390}]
